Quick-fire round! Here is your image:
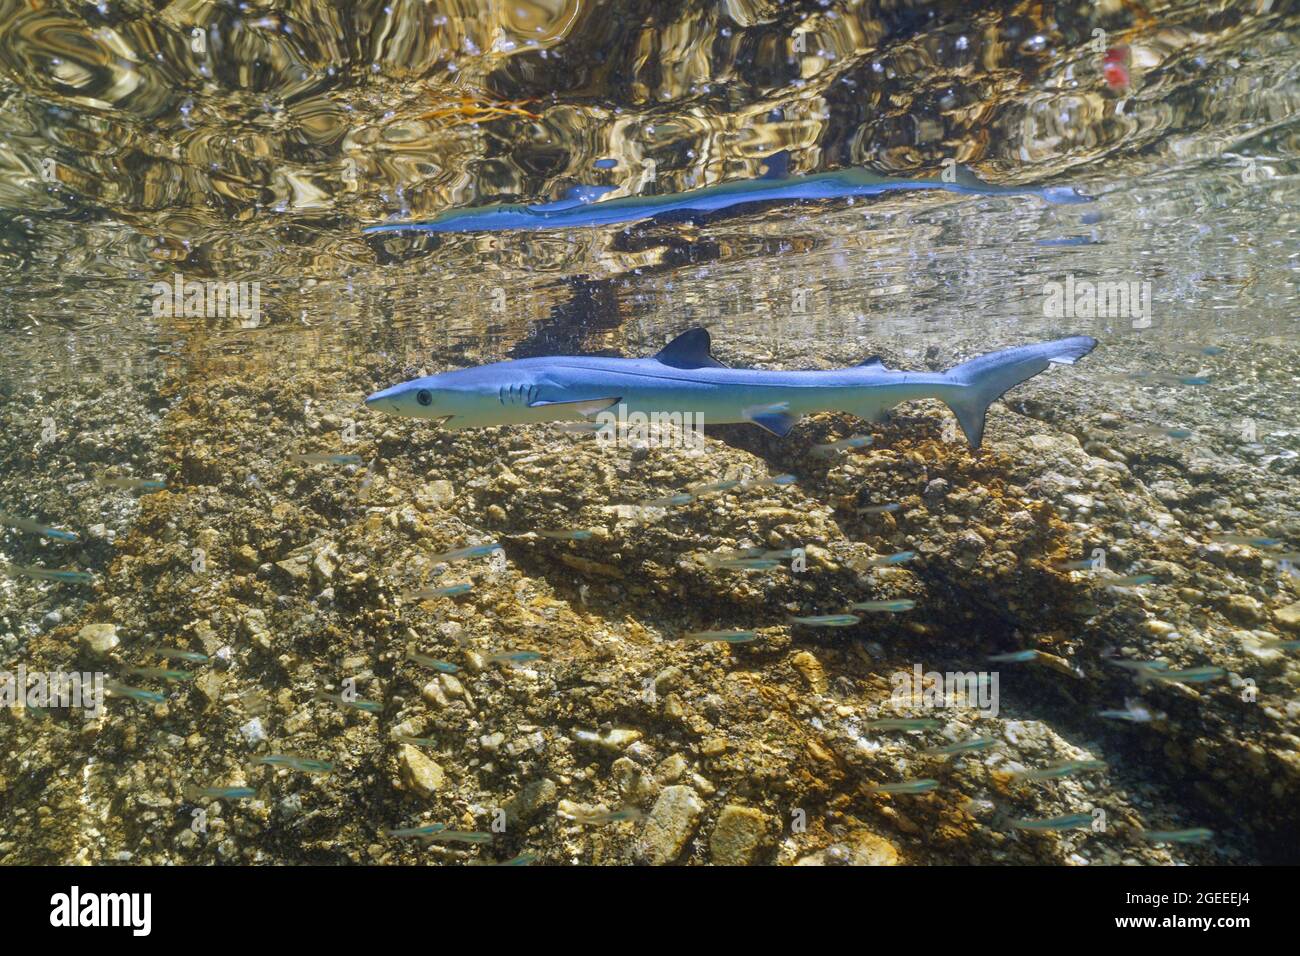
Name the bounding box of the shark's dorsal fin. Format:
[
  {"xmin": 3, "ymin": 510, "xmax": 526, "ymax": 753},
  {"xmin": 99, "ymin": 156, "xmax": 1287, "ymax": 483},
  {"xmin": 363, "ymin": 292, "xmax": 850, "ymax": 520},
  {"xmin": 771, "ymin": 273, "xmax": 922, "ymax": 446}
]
[
  {"xmin": 761, "ymin": 151, "xmax": 791, "ymax": 180},
  {"xmin": 527, "ymin": 185, "xmax": 617, "ymax": 213},
  {"xmin": 857, "ymin": 355, "xmax": 888, "ymax": 369},
  {"xmin": 654, "ymin": 328, "xmax": 729, "ymax": 369}
]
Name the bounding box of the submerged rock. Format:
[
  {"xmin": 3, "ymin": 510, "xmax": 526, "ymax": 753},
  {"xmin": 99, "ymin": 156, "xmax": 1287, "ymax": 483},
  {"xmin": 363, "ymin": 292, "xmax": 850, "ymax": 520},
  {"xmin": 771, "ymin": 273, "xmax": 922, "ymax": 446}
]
[
  {"xmin": 795, "ymin": 831, "xmax": 901, "ymax": 866},
  {"xmin": 710, "ymin": 805, "xmax": 769, "ymax": 865},
  {"xmin": 398, "ymin": 745, "xmax": 446, "ymax": 799},
  {"xmin": 76, "ymin": 623, "xmax": 118, "ymax": 653},
  {"xmin": 640, "ymin": 785, "xmax": 705, "ymax": 865}
]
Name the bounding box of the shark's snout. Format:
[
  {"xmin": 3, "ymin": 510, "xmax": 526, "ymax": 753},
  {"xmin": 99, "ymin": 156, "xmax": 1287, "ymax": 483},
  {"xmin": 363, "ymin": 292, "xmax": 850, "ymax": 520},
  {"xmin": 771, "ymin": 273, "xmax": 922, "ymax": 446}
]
[{"xmin": 365, "ymin": 383, "xmax": 404, "ymax": 413}]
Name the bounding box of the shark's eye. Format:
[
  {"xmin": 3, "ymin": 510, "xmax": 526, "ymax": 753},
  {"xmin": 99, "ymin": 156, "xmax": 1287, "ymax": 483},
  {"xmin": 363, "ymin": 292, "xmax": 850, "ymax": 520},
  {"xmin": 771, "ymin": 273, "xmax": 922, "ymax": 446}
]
[{"xmin": 416, "ymin": 389, "xmax": 433, "ymax": 407}]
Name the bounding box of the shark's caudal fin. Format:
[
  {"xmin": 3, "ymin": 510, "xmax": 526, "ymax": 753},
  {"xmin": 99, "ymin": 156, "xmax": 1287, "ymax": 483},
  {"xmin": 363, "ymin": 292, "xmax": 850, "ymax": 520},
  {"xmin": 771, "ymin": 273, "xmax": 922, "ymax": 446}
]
[
  {"xmin": 942, "ymin": 336, "xmax": 1097, "ymax": 447},
  {"xmin": 949, "ymin": 164, "xmax": 1094, "ymax": 205}
]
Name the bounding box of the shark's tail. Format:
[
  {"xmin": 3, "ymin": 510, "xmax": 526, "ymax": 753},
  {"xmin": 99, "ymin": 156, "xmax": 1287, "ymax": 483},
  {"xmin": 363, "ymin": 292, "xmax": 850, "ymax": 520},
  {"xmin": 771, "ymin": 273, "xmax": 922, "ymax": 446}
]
[{"xmin": 941, "ymin": 336, "xmax": 1097, "ymax": 447}]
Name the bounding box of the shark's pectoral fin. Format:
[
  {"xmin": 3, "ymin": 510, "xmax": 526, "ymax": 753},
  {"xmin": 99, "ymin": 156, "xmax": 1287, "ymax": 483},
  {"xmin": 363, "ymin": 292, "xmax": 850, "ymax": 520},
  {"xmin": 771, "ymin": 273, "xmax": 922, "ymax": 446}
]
[
  {"xmin": 742, "ymin": 402, "xmax": 798, "ymax": 437},
  {"xmin": 528, "ymin": 396, "xmax": 622, "ymax": 417},
  {"xmin": 655, "ymin": 328, "xmax": 730, "ymax": 369},
  {"xmin": 856, "ymin": 355, "xmax": 888, "ymax": 369}
]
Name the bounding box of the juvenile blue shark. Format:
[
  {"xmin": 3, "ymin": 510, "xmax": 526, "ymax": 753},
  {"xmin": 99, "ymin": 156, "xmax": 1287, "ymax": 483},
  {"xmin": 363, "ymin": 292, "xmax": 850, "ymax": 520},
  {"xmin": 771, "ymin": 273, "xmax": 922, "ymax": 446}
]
[
  {"xmin": 363, "ymin": 154, "xmax": 1092, "ymax": 235},
  {"xmin": 365, "ymin": 329, "xmax": 1097, "ymax": 447}
]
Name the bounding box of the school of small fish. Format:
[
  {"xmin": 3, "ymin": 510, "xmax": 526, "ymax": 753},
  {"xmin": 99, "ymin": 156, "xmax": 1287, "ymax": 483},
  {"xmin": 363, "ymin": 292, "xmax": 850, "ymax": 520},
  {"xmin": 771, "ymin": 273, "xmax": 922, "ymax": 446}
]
[{"xmin": 7, "ymin": 394, "xmax": 1280, "ymax": 865}]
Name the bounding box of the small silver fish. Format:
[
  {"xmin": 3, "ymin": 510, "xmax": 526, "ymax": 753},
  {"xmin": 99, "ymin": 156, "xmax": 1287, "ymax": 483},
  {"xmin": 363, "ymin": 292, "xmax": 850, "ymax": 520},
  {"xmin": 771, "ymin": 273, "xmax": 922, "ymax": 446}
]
[
  {"xmin": 495, "ymin": 852, "xmax": 539, "ymax": 866},
  {"xmin": 100, "ymin": 477, "xmax": 167, "ymax": 491},
  {"xmin": 641, "ymin": 493, "xmax": 694, "ymax": 508},
  {"xmin": 1011, "ymin": 760, "xmax": 1107, "ymax": 782},
  {"xmin": 1110, "ymin": 659, "xmax": 1224, "ymax": 685},
  {"xmin": 1148, "ymin": 666, "xmax": 1227, "ymax": 685},
  {"xmin": 1056, "ymin": 558, "xmax": 1100, "ymax": 571},
  {"xmin": 124, "ymin": 667, "xmax": 193, "ymax": 682},
  {"xmin": 1037, "ymin": 235, "xmax": 1096, "ymax": 247},
  {"xmin": 715, "ymin": 558, "xmax": 782, "ymax": 571},
  {"xmin": 429, "ymin": 543, "xmax": 501, "ymax": 563},
  {"xmin": 988, "ymin": 650, "xmax": 1041, "ymax": 663},
  {"xmin": 1136, "ymin": 828, "xmax": 1213, "ymax": 844},
  {"xmin": 561, "ymin": 806, "xmax": 645, "ymax": 825},
  {"xmin": 184, "ymin": 784, "xmax": 257, "ymax": 801},
  {"xmin": 1127, "ymin": 426, "xmax": 1193, "ymax": 439},
  {"xmin": 384, "ymin": 823, "xmax": 448, "ymax": 839},
  {"xmin": 747, "ymin": 474, "xmax": 796, "ymax": 488},
  {"xmin": 788, "ymin": 614, "xmax": 860, "ymax": 627},
  {"xmin": 849, "ymin": 599, "xmax": 915, "ymax": 613},
  {"xmin": 537, "ymin": 529, "xmax": 594, "ymax": 540},
  {"xmin": 1097, "ymin": 699, "xmax": 1160, "ymax": 723},
  {"xmin": 249, "ymin": 755, "xmax": 334, "ymax": 774},
  {"xmin": 314, "ymin": 690, "xmax": 381, "ymax": 714},
  {"xmin": 680, "ymin": 630, "xmax": 758, "ymax": 644},
  {"xmin": 1115, "ymin": 372, "xmax": 1209, "ymax": 387},
  {"xmin": 1110, "ymin": 661, "xmax": 1168, "ymax": 686},
  {"xmin": 686, "ymin": 479, "xmax": 742, "ymax": 495},
  {"xmin": 866, "ymin": 778, "xmax": 939, "ymax": 795},
  {"xmin": 864, "ymin": 718, "xmax": 941, "ymax": 731},
  {"xmin": 425, "ymin": 830, "xmax": 493, "ymax": 845},
  {"xmin": 143, "ymin": 646, "xmax": 209, "ymax": 663},
  {"xmin": 701, "ymin": 548, "xmax": 763, "ymax": 565},
  {"xmin": 1009, "ymin": 813, "xmax": 1094, "ymax": 831},
  {"xmin": 103, "ymin": 680, "xmax": 165, "ymax": 704},
  {"xmin": 857, "ymin": 502, "xmax": 901, "ymax": 514},
  {"xmin": 712, "ymin": 545, "xmax": 762, "ymax": 557},
  {"xmin": 1260, "ymin": 638, "xmax": 1300, "ymax": 651},
  {"xmin": 404, "ymin": 583, "xmax": 473, "ymax": 600},
  {"xmin": 395, "ymin": 735, "xmax": 439, "ymax": 748},
  {"xmin": 487, "ymin": 651, "xmax": 544, "ymax": 664},
  {"xmin": 405, "ymin": 651, "xmax": 460, "ymax": 673},
  {"xmin": 925, "ymin": 736, "xmax": 998, "ymax": 756},
  {"xmin": 0, "ymin": 514, "xmax": 79, "ymax": 542},
  {"xmin": 811, "ymin": 435, "xmax": 873, "ymax": 456},
  {"xmin": 1210, "ymin": 534, "xmax": 1282, "ymax": 548},
  {"xmin": 0, "ymin": 562, "xmax": 93, "ymax": 584},
  {"xmin": 290, "ymin": 453, "xmax": 365, "ymax": 465},
  {"xmin": 1109, "ymin": 659, "xmax": 1167, "ymax": 673},
  {"xmin": 867, "ymin": 551, "xmax": 914, "ymax": 566}
]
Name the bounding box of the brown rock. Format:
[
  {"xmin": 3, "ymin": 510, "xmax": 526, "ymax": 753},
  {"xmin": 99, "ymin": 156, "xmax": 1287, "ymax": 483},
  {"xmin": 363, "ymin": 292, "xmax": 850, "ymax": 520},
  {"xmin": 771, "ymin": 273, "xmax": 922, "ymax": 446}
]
[{"xmin": 710, "ymin": 805, "xmax": 768, "ymax": 865}]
